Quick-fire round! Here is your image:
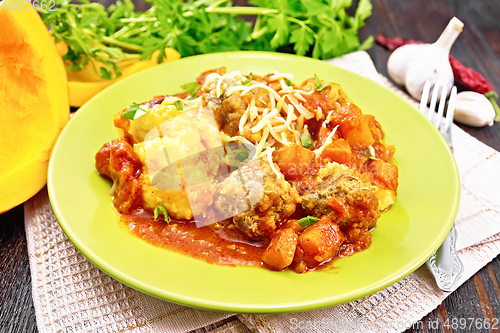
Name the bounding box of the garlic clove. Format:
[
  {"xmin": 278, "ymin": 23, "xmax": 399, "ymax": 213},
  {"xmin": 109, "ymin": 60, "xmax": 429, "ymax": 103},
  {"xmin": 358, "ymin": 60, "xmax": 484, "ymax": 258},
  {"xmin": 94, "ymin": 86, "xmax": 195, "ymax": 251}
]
[
  {"xmin": 387, "ymin": 44, "xmax": 428, "ymax": 85},
  {"xmin": 453, "ymin": 91, "xmax": 495, "ymax": 127}
]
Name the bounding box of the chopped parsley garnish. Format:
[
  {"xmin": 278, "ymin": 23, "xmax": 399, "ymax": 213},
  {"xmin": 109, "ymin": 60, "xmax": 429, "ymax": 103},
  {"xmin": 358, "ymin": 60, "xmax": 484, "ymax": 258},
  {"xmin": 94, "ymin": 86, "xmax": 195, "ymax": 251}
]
[
  {"xmin": 180, "ymin": 81, "xmax": 200, "ymax": 97},
  {"xmin": 368, "ymin": 156, "xmax": 378, "ymax": 160},
  {"xmin": 297, "ymin": 216, "xmax": 320, "ymax": 227},
  {"xmin": 154, "ymin": 205, "xmax": 169, "ymax": 222},
  {"xmin": 314, "ymin": 74, "xmax": 329, "ymax": 91},
  {"xmin": 285, "ymin": 79, "xmax": 293, "ymax": 87},
  {"xmin": 301, "ymin": 132, "xmax": 313, "ymax": 148},
  {"xmin": 223, "ymin": 149, "xmax": 249, "ymax": 166},
  {"xmin": 174, "ymin": 100, "xmax": 183, "ymax": 110},
  {"xmin": 122, "ymin": 102, "xmax": 147, "ymax": 120},
  {"xmin": 234, "ymin": 149, "xmax": 249, "ymax": 161},
  {"xmin": 241, "ymin": 73, "xmax": 253, "ymax": 85}
]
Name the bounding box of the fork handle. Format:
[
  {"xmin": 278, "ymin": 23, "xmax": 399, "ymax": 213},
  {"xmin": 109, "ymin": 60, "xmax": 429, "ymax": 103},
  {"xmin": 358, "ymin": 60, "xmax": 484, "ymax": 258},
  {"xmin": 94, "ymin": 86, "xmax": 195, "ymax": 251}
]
[{"xmin": 426, "ymin": 223, "xmax": 464, "ymax": 292}]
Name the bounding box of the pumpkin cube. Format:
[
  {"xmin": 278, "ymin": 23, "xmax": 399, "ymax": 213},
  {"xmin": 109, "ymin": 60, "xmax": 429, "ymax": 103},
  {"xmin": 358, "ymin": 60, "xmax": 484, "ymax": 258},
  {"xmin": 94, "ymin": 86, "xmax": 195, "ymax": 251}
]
[{"xmin": 262, "ymin": 229, "xmax": 298, "ymax": 270}]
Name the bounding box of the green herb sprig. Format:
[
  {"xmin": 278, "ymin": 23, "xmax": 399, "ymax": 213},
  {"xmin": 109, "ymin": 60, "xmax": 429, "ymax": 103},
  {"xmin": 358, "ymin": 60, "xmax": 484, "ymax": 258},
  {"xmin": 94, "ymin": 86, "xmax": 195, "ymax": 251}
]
[
  {"xmin": 180, "ymin": 81, "xmax": 201, "ymax": 97},
  {"xmin": 301, "ymin": 132, "xmax": 313, "ymax": 148},
  {"xmin": 174, "ymin": 100, "xmax": 183, "ymax": 110},
  {"xmin": 297, "ymin": 216, "xmax": 320, "ymax": 227},
  {"xmin": 241, "ymin": 73, "xmax": 253, "ymax": 85},
  {"xmin": 314, "ymin": 74, "xmax": 329, "ymax": 91},
  {"xmin": 122, "ymin": 102, "xmax": 147, "ymax": 119},
  {"xmin": 154, "ymin": 204, "xmax": 169, "ymax": 222},
  {"xmin": 42, "ymin": 0, "xmax": 373, "ymax": 80}
]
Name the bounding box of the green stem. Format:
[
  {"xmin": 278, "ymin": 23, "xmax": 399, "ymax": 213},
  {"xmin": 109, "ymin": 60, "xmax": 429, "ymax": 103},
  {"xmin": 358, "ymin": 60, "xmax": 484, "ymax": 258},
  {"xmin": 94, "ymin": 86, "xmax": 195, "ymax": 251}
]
[
  {"xmin": 119, "ymin": 17, "xmax": 157, "ymax": 23},
  {"xmin": 207, "ymin": 0, "xmax": 230, "ymax": 10},
  {"xmin": 205, "ymin": 6, "xmax": 278, "ymax": 15},
  {"xmin": 288, "ymin": 17, "xmax": 316, "ymax": 37},
  {"xmin": 250, "ymin": 26, "xmax": 268, "ymax": 40},
  {"xmin": 102, "ymin": 36, "xmax": 143, "ymax": 52},
  {"xmin": 485, "ymin": 91, "xmax": 500, "ymax": 122}
]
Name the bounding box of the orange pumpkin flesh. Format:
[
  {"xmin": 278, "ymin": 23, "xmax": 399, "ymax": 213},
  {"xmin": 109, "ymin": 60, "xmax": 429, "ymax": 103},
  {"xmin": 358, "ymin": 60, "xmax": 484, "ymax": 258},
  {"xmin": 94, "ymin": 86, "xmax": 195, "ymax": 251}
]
[{"xmin": 0, "ymin": 0, "xmax": 69, "ymax": 213}]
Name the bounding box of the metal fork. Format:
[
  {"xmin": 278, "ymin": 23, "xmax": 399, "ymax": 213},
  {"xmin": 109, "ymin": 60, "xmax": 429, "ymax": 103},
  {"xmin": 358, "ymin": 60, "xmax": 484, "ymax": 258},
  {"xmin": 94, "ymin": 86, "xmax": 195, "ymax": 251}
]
[{"xmin": 419, "ymin": 81, "xmax": 464, "ymax": 292}]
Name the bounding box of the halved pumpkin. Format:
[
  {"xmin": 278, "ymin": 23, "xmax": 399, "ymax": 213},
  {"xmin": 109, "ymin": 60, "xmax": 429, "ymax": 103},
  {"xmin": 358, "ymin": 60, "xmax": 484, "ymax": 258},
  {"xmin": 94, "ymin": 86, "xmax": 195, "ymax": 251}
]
[{"xmin": 0, "ymin": 0, "xmax": 69, "ymax": 212}]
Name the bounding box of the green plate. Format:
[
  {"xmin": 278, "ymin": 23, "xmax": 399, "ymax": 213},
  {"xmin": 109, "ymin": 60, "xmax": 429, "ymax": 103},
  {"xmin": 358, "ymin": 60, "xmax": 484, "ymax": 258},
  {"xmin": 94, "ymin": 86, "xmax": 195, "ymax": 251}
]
[{"xmin": 48, "ymin": 52, "xmax": 460, "ymax": 313}]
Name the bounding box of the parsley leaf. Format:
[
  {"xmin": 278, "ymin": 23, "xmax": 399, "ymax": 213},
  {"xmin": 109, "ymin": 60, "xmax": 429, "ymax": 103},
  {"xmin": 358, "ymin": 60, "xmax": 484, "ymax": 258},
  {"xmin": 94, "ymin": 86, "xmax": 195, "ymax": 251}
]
[
  {"xmin": 297, "ymin": 216, "xmax": 320, "ymax": 227},
  {"xmin": 154, "ymin": 205, "xmax": 169, "ymax": 222},
  {"xmin": 180, "ymin": 81, "xmax": 201, "ymax": 97},
  {"xmin": 241, "ymin": 73, "xmax": 253, "ymax": 85},
  {"xmin": 285, "ymin": 79, "xmax": 293, "ymax": 87},
  {"xmin": 234, "ymin": 149, "xmax": 249, "ymax": 161},
  {"xmin": 42, "ymin": 0, "xmax": 373, "ymax": 79},
  {"xmin": 314, "ymin": 74, "xmax": 329, "ymax": 91},
  {"xmin": 353, "ymin": 0, "xmax": 373, "ymax": 30},
  {"xmin": 99, "ymin": 67, "xmax": 112, "ymax": 80},
  {"xmin": 301, "ymin": 132, "xmax": 313, "ymax": 148},
  {"xmin": 290, "ymin": 25, "xmax": 314, "ymax": 56},
  {"xmin": 174, "ymin": 100, "xmax": 183, "ymax": 110}
]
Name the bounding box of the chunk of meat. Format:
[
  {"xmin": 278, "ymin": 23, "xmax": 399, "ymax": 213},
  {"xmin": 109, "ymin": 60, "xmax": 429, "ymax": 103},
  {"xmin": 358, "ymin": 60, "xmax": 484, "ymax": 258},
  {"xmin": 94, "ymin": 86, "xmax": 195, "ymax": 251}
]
[
  {"xmin": 300, "ymin": 163, "xmax": 380, "ymax": 230},
  {"xmin": 214, "ymin": 160, "xmax": 301, "ymax": 239},
  {"xmin": 262, "ymin": 229, "xmax": 298, "ymax": 270},
  {"xmin": 297, "ymin": 216, "xmax": 345, "ymax": 264},
  {"xmin": 95, "ymin": 138, "xmax": 143, "ymax": 213}
]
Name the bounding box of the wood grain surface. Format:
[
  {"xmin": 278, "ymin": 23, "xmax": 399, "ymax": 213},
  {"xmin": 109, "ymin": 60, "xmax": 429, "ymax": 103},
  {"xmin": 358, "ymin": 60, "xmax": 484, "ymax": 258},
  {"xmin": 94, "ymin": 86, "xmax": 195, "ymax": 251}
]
[{"xmin": 1, "ymin": 0, "xmax": 499, "ymax": 332}]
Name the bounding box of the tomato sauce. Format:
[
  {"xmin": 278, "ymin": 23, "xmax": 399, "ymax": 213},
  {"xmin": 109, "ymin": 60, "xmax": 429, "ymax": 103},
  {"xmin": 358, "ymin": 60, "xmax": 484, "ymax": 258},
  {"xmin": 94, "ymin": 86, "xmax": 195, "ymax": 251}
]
[{"xmin": 120, "ymin": 210, "xmax": 267, "ymax": 267}]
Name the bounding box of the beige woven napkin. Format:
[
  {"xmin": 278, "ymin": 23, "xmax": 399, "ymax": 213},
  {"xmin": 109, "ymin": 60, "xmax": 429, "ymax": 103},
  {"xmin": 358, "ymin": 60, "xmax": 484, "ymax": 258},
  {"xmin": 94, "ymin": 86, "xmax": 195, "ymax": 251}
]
[{"xmin": 24, "ymin": 51, "xmax": 500, "ymax": 333}]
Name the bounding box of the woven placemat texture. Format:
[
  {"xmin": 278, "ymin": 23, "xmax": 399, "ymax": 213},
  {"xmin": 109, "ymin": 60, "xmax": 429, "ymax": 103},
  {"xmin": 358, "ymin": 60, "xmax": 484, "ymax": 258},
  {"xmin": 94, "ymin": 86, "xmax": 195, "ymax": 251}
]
[{"xmin": 24, "ymin": 51, "xmax": 500, "ymax": 333}]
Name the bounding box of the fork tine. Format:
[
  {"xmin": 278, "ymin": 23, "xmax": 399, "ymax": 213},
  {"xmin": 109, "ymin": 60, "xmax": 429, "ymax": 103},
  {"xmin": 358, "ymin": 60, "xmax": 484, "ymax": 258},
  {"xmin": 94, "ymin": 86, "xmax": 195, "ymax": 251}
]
[
  {"xmin": 419, "ymin": 81, "xmax": 431, "ymax": 115},
  {"xmin": 434, "ymin": 84, "xmax": 448, "ymax": 129},
  {"xmin": 428, "ymin": 83, "xmax": 440, "ymax": 122},
  {"xmin": 444, "ymin": 86, "xmax": 457, "ymax": 133}
]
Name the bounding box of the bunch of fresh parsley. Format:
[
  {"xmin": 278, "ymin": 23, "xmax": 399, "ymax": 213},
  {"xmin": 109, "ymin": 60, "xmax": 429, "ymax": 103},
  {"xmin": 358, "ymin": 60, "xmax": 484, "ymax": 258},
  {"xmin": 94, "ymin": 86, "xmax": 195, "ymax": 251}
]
[{"xmin": 41, "ymin": 0, "xmax": 373, "ymax": 79}]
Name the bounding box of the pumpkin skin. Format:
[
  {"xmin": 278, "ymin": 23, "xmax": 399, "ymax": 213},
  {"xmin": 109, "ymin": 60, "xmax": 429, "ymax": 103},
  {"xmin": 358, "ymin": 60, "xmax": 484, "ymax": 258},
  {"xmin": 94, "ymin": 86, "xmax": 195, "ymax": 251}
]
[{"xmin": 0, "ymin": 0, "xmax": 69, "ymax": 212}]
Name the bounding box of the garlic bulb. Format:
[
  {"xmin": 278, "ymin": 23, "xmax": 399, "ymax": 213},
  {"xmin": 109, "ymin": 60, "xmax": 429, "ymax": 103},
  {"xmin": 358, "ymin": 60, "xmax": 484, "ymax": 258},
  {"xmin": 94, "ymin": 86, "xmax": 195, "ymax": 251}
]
[
  {"xmin": 387, "ymin": 17, "xmax": 464, "ymax": 101},
  {"xmin": 453, "ymin": 91, "xmax": 495, "ymax": 127}
]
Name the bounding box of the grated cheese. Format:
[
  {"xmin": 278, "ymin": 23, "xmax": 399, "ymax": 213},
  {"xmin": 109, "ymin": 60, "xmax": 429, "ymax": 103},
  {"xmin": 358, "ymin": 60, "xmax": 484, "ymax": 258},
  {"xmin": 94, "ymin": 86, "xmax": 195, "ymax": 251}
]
[
  {"xmin": 269, "ymin": 71, "xmax": 294, "ymax": 81},
  {"xmin": 266, "ymin": 120, "xmax": 284, "ymax": 145},
  {"xmin": 279, "ymin": 79, "xmax": 294, "ymax": 92},
  {"xmin": 251, "ymin": 109, "xmax": 278, "ymax": 133},
  {"xmin": 254, "ymin": 127, "xmax": 270, "ymax": 158},
  {"xmin": 314, "ymin": 125, "xmax": 339, "ymax": 157},
  {"xmin": 286, "ymin": 104, "xmax": 296, "ymax": 126},
  {"xmin": 315, "ymin": 106, "xmax": 323, "ymax": 121},
  {"xmin": 285, "ymin": 94, "xmax": 315, "ymax": 119},
  {"xmin": 323, "ymin": 109, "xmax": 335, "ymax": 127},
  {"xmin": 239, "ymin": 106, "xmax": 250, "ymax": 134},
  {"xmin": 281, "ymin": 132, "xmax": 290, "ymax": 146},
  {"xmin": 293, "ymin": 92, "xmax": 306, "ymax": 102},
  {"xmin": 368, "ymin": 145, "xmax": 376, "ymax": 157},
  {"xmin": 202, "ymin": 73, "xmax": 222, "ymax": 90},
  {"xmin": 296, "ymin": 114, "xmax": 305, "ymax": 132},
  {"xmin": 266, "ymin": 147, "xmax": 283, "ymax": 179}
]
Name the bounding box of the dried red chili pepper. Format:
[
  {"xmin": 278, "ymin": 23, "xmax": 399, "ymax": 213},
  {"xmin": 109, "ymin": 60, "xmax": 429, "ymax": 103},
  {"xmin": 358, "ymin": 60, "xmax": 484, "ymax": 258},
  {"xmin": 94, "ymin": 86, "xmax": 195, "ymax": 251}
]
[
  {"xmin": 376, "ymin": 34, "xmax": 500, "ymax": 121},
  {"xmin": 375, "ymin": 34, "xmax": 423, "ymax": 50}
]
